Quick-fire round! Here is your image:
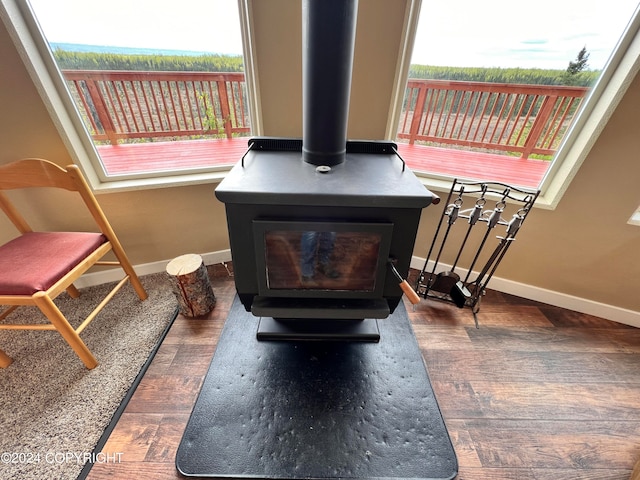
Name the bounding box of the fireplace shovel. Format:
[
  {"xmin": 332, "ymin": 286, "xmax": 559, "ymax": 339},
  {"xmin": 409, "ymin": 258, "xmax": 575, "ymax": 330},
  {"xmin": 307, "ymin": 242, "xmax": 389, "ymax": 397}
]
[
  {"xmin": 446, "ymin": 196, "xmax": 486, "ymax": 308},
  {"xmin": 428, "ymin": 195, "xmax": 480, "ymax": 306},
  {"xmin": 427, "ymin": 197, "xmax": 463, "ymax": 295}
]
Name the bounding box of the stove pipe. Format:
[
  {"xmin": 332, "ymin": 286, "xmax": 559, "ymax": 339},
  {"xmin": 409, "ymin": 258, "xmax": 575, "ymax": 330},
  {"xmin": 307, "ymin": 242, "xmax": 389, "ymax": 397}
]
[{"xmin": 302, "ymin": 0, "xmax": 358, "ymax": 167}]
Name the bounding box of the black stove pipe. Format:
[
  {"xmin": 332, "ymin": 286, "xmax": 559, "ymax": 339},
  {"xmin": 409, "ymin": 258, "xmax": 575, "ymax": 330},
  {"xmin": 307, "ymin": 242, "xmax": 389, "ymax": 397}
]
[{"xmin": 302, "ymin": 0, "xmax": 358, "ymax": 167}]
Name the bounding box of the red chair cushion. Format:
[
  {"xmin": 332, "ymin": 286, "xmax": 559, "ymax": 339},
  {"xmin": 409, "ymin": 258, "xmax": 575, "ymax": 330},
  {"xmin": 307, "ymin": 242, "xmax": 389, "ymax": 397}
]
[{"xmin": 0, "ymin": 232, "xmax": 107, "ymax": 295}]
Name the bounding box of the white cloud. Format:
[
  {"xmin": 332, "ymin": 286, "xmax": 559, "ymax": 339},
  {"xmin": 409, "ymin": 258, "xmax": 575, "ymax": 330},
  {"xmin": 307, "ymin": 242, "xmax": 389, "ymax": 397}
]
[{"xmin": 412, "ymin": 0, "xmax": 639, "ymax": 69}]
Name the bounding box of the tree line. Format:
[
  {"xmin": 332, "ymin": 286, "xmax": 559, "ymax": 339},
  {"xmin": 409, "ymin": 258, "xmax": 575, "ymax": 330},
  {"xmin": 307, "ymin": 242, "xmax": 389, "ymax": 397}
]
[
  {"xmin": 53, "ymin": 49, "xmax": 597, "ymax": 86},
  {"xmin": 53, "ymin": 49, "xmax": 244, "ymax": 72},
  {"xmin": 408, "ymin": 65, "xmax": 597, "ymax": 87}
]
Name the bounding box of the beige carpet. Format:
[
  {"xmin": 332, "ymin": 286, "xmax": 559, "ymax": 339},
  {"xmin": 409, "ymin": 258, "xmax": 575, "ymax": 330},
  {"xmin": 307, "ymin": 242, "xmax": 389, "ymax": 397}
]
[{"xmin": 0, "ymin": 272, "xmax": 177, "ymax": 480}]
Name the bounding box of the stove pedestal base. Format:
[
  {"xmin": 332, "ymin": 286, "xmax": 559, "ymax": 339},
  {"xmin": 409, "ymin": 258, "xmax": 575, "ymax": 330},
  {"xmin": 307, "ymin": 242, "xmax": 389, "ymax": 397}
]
[{"xmin": 257, "ymin": 317, "xmax": 380, "ymax": 342}]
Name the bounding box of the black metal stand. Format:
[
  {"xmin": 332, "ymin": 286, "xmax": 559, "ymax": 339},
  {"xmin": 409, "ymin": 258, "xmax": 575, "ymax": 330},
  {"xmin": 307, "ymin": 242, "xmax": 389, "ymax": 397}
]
[
  {"xmin": 257, "ymin": 318, "xmax": 381, "ymax": 342},
  {"xmin": 415, "ymin": 179, "xmax": 539, "ymax": 326}
]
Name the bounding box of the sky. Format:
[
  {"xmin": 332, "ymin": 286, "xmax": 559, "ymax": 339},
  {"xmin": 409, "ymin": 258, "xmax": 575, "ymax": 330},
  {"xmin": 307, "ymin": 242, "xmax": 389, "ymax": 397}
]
[
  {"xmin": 28, "ymin": 0, "xmax": 639, "ymax": 71},
  {"xmin": 28, "ymin": 0, "xmax": 244, "ymax": 54},
  {"xmin": 412, "ymin": 0, "xmax": 640, "ymax": 69}
]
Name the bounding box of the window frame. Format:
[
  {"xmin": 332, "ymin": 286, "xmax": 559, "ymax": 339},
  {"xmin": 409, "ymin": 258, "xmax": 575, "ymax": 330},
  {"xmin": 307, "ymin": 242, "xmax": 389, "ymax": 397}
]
[
  {"xmin": 0, "ymin": 0, "xmax": 260, "ymax": 192},
  {"xmin": 629, "ymin": 207, "xmax": 640, "ymax": 226},
  {"xmin": 386, "ymin": 0, "xmax": 640, "ymax": 209}
]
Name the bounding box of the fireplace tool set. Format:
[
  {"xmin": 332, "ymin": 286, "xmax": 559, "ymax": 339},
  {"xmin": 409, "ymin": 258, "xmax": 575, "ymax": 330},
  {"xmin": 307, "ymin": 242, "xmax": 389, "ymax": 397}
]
[{"xmin": 415, "ymin": 179, "xmax": 540, "ymax": 326}]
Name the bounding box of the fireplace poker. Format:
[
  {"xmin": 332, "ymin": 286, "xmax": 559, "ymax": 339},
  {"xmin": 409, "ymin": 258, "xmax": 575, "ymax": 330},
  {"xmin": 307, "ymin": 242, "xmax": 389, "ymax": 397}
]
[
  {"xmin": 451, "ymin": 196, "xmax": 486, "ymax": 272},
  {"xmin": 469, "ymin": 209, "xmax": 526, "ymax": 300},
  {"xmin": 462, "ymin": 190, "xmax": 508, "ymax": 284}
]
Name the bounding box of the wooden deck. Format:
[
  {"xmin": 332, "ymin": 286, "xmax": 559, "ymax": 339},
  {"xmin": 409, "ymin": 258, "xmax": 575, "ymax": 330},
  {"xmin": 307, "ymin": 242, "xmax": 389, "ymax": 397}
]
[
  {"xmin": 96, "ymin": 138, "xmax": 251, "ymax": 175},
  {"xmin": 97, "ymin": 138, "xmax": 549, "ymax": 188},
  {"xmin": 397, "ymin": 143, "xmax": 549, "ymax": 188}
]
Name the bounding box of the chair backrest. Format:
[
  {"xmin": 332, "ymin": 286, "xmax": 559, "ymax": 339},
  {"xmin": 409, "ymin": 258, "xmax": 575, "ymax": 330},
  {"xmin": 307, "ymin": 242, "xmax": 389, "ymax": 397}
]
[
  {"xmin": 0, "ymin": 158, "xmax": 79, "ymax": 191},
  {"xmin": 0, "ymin": 159, "xmax": 119, "ymax": 242}
]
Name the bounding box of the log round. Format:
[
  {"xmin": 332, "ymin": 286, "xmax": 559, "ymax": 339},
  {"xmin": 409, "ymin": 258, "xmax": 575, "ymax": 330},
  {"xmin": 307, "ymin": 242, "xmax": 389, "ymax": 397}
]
[{"xmin": 166, "ymin": 254, "xmax": 216, "ymax": 317}]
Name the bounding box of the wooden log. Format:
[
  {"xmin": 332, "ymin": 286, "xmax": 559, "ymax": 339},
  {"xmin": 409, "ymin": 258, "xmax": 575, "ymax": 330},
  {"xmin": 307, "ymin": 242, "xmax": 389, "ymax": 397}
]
[{"xmin": 166, "ymin": 254, "xmax": 216, "ymax": 317}]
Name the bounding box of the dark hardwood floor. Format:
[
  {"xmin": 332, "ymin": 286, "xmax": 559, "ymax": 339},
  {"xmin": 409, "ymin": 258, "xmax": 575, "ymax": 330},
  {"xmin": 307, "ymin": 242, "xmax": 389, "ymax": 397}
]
[{"xmin": 86, "ymin": 264, "xmax": 640, "ymax": 480}]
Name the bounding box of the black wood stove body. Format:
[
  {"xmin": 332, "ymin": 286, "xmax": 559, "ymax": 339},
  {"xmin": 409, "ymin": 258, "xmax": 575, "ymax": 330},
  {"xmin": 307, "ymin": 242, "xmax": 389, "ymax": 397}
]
[
  {"xmin": 214, "ymin": 0, "xmax": 437, "ymax": 340},
  {"xmin": 181, "ymin": 1, "xmax": 457, "ymax": 476}
]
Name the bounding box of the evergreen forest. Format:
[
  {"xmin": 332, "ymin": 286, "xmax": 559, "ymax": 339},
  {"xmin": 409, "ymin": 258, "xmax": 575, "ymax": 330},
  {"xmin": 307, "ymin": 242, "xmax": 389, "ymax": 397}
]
[
  {"xmin": 53, "ymin": 49, "xmax": 598, "ymax": 87},
  {"xmin": 53, "ymin": 49, "xmax": 245, "ymax": 73}
]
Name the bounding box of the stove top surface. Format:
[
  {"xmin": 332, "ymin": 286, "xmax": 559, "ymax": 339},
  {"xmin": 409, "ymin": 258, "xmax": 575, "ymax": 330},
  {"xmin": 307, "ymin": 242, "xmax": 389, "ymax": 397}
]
[{"xmin": 215, "ymin": 144, "xmax": 435, "ymax": 208}]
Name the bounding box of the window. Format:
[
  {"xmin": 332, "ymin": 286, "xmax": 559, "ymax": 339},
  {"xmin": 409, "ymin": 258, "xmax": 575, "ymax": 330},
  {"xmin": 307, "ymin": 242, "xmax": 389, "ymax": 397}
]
[
  {"xmin": 1, "ymin": 0, "xmax": 255, "ymax": 187},
  {"xmin": 629, "ymin": 206, "xmax": 640, "ymax": 226},
  {"xmin": 3, "ymin": 0, "xmax": 639, "ymax": 202},
  {"xmin": 391, "ymin": 0, "xmax": 640, "ymax": 207}
]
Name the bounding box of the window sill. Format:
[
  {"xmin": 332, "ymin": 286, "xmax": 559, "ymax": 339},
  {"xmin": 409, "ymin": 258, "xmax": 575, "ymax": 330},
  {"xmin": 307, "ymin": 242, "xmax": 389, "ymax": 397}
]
[
  {"xmin": 86, "ymin": 160, "xmax": 559, "ymax": 212},
  {"xmin": 88, "ymin": 170, "xmax": 228, "ymax": 194}
]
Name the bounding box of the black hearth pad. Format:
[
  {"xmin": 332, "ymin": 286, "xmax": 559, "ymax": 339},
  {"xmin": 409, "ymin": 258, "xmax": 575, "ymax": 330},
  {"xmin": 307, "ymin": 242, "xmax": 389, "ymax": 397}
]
[{"xmin": 176, "ymin": 296, "xmax": 458, "ymax": 479}]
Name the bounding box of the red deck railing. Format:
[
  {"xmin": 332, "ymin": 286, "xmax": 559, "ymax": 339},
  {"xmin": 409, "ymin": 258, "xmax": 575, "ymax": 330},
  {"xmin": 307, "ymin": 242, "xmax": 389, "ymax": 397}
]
[
  {"xmin": 398, "ymin": 79, "xmax": 588, "ymax": 159},
  {"xmin": 62, "ymin": 70, "xmax": 588, "ymax": 161},
  {"xmin": 63, "ymin": 70, "xmax": 250, "ymax": 144}
]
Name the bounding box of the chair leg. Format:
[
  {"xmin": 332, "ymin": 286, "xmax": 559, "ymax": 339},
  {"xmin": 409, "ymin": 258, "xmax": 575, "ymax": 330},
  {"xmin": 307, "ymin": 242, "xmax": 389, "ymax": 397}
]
[
  {"xmin": 0, "ymin": 305, "xmax": 19, "ymax": 321},
  {"xmin": 0, "ymin": 349, "xmax": 13, "ymax": 368},
  {"xmin": 127, "ymin": 272, "xmax": 148, "ymax": 301},
  {"xmin": 32, "ymin": 292, "xmax": 98, "ymax": 369},
  {"xmin": 631, "ymin": 458, "xmax": 640, "ymax": 480},
  {"xmin": 111, "ymin": 246, "xmax": 148, "ymax": 301},
  {"xmin": 66, "ymin": 284, "xmax": 81, "ymax": 298}
]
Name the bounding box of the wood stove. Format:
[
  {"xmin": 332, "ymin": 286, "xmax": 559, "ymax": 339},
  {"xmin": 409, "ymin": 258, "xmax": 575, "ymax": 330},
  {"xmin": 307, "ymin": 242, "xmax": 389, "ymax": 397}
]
[{"xmin": 214, "ymin": 0, "xmax": 438, "ymax": 340}]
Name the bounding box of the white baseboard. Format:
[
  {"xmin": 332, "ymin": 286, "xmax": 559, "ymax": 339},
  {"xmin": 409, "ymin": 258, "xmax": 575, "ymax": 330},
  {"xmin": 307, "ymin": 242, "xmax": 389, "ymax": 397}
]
[
  {"xmin": 73, "ymin": 250, "xmax": 233, "ymax": 289},
  {"xmin": 410, "ymin": 256, "xmax": 640, "ymax": 328},
  {"xmin": 75, "ymin": 249, "xmax": 639, "ymax": 328}
]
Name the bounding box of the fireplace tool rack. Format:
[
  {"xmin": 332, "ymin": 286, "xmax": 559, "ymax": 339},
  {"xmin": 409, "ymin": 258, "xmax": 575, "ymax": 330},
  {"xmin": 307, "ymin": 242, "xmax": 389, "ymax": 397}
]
[{"xmin": 415, "ymin": 179, "xmax": 540, "ymax": 327}]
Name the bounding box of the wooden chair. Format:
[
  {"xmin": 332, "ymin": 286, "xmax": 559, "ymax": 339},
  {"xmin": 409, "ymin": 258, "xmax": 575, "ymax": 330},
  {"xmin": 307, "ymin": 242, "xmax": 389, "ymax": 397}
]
[
  {"xmin": 631, "ymin": 458, "xmax": 640, "ymax": 480},
  {"xmin": 0, "ymin": 159, "xmax": 148, "ymax": 369}
]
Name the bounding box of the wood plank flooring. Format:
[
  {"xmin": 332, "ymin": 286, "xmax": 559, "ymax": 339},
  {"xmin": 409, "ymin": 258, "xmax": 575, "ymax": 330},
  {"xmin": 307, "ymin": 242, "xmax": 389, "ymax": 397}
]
[{"xmin": 85, "ymin": 265, "xmax": 640, "ymax": 480}]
